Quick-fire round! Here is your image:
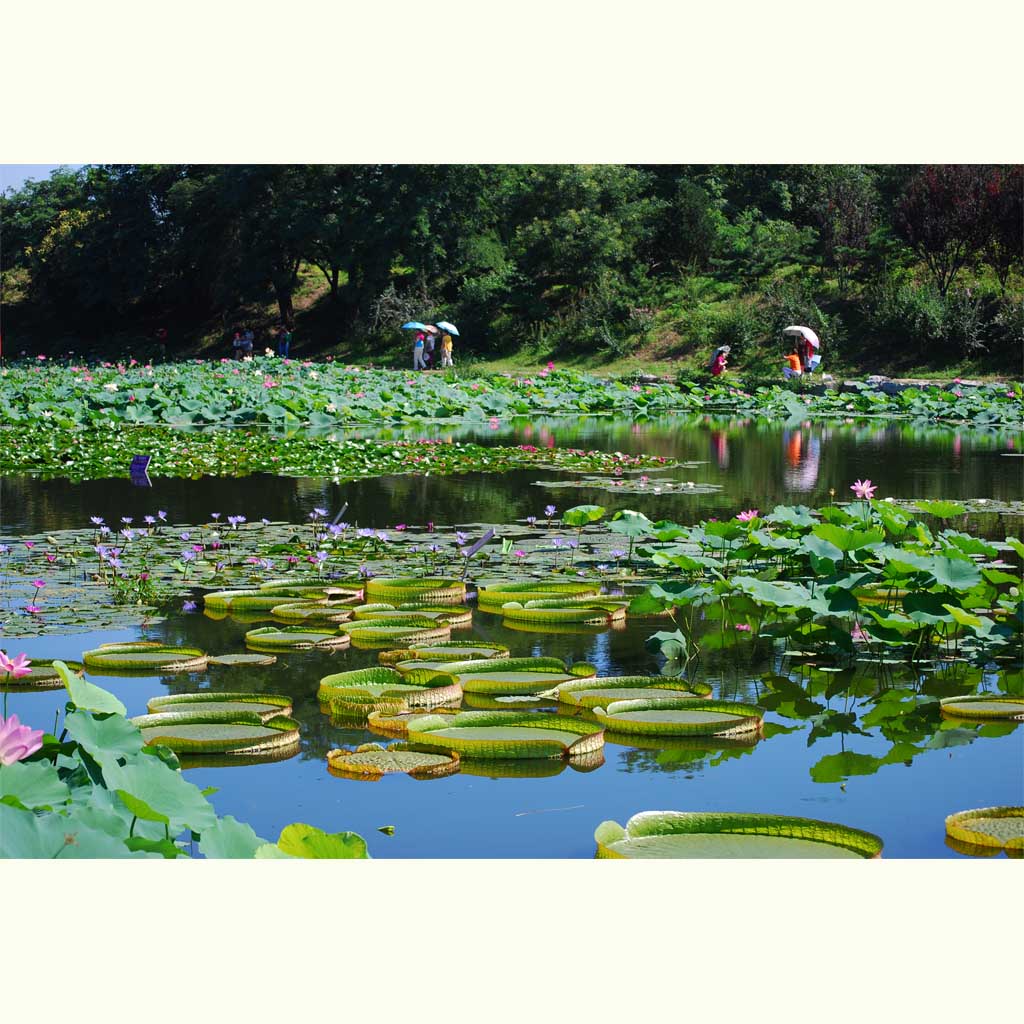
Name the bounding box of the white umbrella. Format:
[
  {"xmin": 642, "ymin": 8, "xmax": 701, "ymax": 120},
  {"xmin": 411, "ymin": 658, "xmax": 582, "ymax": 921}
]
[
  {"xmin": 436, "ymin": 320, "xmax": 460, "ymax": 336},
  {"xmin": 783, "ymin": 325, "xmax": 820, "ymax": 349}
]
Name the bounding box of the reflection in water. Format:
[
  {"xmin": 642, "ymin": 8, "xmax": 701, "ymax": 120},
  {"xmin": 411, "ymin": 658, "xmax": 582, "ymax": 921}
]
[{"xmin": 783, "ymin": 428, "xmax": 821, "ymax": 492}]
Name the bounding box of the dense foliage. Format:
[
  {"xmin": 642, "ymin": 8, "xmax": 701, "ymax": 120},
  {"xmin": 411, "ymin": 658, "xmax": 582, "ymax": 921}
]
[{"xmin": 3, "ymin": 164, "xmax": 1021, "ymax": 368}]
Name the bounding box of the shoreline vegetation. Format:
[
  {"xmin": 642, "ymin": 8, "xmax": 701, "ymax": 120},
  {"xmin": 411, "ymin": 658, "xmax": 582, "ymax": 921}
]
[{"xmin": 3, "ymin": 165, "xmax": 1021, "ymax": 379}]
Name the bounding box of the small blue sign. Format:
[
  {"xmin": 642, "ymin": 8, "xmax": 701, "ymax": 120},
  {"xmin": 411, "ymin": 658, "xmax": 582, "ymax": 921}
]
[{"xmin": 130, "ymin": 455, "xmax": 151, "ymax": 473}]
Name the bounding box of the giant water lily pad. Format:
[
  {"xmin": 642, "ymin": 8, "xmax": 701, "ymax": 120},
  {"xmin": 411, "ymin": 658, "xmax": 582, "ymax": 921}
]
[
  {"xmin": 595, "ymin": 811, "xmax": 883, "ymax": 858},
  {"xmin": 0, "ymin": 659, "xmax": 85, "ymax": 690},
  {"xmin": 407, "ymin": 710, "xmax": 604, "ymax": 760},
  {"xmin": 945, "ymin": 806, "xmax": 1024, "ymax": 852},
  {"xmin": 366, "ymin": 577, "xmax": 466, "ymax": 604},
  {"xmin": 208, "ymin": 653, "xmax": 278, "ymax": 667},
  {"xmin": 327, "ymin": 742, "xmax": 460, "ymax": 779},
  {"xmin": 399, "ymin": 656, "xmax": 595, "ymax": 696},
  {"xmin": 245, "ymin": 627, "xmax": 350, "ymax": 652},
  {"xmin": 476, "ymin": 580, "xmax": 600, "ymax": 610},
  {"xmin": 82, "ymin": 645, "xmax": 208, "ymax": 673},
  {"xmin": 367, "ymin": 708, "xmax": 459, "ymax": 738},
  {"xmin": 319, "ymin": 667, "xmax": 462, "ymax": 719},
  {"xmin": 270, "ymin": 601, "xmax": 354, "ymax": 624},
  {"xmin": 133, "ymin": 711, "xmax": 301, "ymax": 755},
  {"xmin": 147, "ymin": 691, "xmax": 293, "ymax": 720},
  {"xmin": 500, "ymin": 601, "xmax": 627, "ymax": 626},
  {"xmin": 378, "ymin": 642, "xmax": 508, "ymax": 666},
  {"xmin": 546, "ymin": 675, "xmax": 712, "ymax": 707},
  {"xmin": 591, "ymin": 698, "xmax": 764, "ymax": 738},
  {"xmin": 939, "ymin": 696, "xmax": 1024, "ymax": 721}
]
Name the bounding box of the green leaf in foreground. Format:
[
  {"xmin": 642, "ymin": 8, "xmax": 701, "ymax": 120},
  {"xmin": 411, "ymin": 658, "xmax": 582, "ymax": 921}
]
[
  {"xmin": 275, "ymin": 823, "xmax": 370, "ymax": 859},
  {"xmin": 54, "ymin": 660, "xmax": 126, "ymax": 716}
]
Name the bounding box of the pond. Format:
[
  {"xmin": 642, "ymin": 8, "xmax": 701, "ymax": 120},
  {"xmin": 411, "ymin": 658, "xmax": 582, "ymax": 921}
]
[{"xmin": 2, "ymin": 415, "xmax": 1022, "ymax": 858}]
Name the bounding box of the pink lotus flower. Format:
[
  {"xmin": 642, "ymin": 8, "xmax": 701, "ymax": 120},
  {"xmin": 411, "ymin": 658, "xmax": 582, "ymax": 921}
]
[
  {"xmin": 0, "ymin": 714, "xmax": 44, "ymax": 765},
  {"xmin": 0, "ymin": 652, "xmax": 32, "ymax": 679},
  {"xmin": 734, "ymin": 623, "xmax": 752, "ymax": 632},
  {"xmin": 736, "ymin": 509, "xmax": 759, "ymax": 522},
  {"xmin": 850, "ymin": 479, "xmax": 877, "ymax": 500}
]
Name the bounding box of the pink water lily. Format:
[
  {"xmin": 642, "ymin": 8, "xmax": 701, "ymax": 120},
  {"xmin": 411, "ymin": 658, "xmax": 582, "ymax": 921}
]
[
  {"xmin": 0, "ymin": 652, "xmax": 32, "ymax": 679},
  {"xmin": 850, "ymin": 479, "xmax": 877, "ymax": 500},
  {"xmin": 0, "ymin": 714, "xmax": 44, "ymax": 765},
  {"xmin": 736, "ymin": 509, "xmax": 759, "ymax": 522}
]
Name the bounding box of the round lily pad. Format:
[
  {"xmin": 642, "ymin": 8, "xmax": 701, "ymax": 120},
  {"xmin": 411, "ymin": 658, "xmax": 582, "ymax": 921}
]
[
  {"xmin": 378, "ymin": 642, "xmax": 509, "ymax": 666},
  {"xmin": 82, "ymin": 645, "xmax": 209, "ymax": 673},
  {"xmin": 208, "ymin": 653, "xmax": 278, "ymax": 667},
  {"xmin": 547, "ymin": 675, "xmax": 712, "ymax": 707},
  {"xmin": 133, "ymin": 711, "xmax": 300, "ymax": 755},
  {"xmin": 147, "ymin": 691, "xmax": 293, "ymax": 720},
  {"xmin": 476, "ymin": 580, "xmax": 600, "ymax": 611},
  {"xmin": 591, "ymin": 698, "xmax": 764, "ymax": 738},
  {"xmin": 327, "ymin": 742, "xmax": 460, "ymax": 779},
  {"xmin": 500, "ymin": 602, "xmax": 627, "ymax": 626},
  {"xmin": 367, "ymin": 708, "xmax": 459, "ymax": 738},
  {"xmin": 366, "ymin": 577, "xmax": 466, "ymax": 604},
  {"xmin": 270, "ymin": 602, "xmax": 354, "ymax": 624},
  {"xmin": 0, "ymin": 658, "xmax": 85, "ymax": 690},
  {"xmin": 244, "ymin": 627, "xmax": 350, "ymax": 652},
  {"xmin": 945, "ymin": 806, "xmax": 1024, "ymax": 852},
  {"xmin": 407, "ymin": 710, "xmax": 604, "ymax": 760},
  {"xmin": 595, "ymin": 811, "xmax": 883, "ymax": 859},
  {"xmin": 319, "ymin": 667, "xmax": 462, "ymax": 719},
  {"xmin": 939, "ymin": 696, "xmax": 1024, "ymax": 721}
]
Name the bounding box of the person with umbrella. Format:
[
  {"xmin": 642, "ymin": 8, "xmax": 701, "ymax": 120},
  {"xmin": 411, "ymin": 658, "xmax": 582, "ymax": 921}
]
[
  {"xmin": 707, "ymin": 344, "xmax": 730, "ymax": 377},
  {"xmin": 423, "ymin": 325, "xmax": 437, "ymax": 368},
  {"xmin": 402, "ymin": 322, "xmax": 430, "ymax": 370},
  {"xmin": 436, "ymin": 320, "xmax": 459, "ymax": 367}
]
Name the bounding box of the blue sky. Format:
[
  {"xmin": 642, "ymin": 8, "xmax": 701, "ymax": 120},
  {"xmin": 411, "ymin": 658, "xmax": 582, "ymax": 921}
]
[{"xmin": 1, "ymin": 163, "xmax": 84, "ymax": 192}]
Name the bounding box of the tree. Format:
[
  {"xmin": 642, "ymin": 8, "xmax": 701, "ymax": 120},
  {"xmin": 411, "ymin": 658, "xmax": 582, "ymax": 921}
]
[
  {"xmin": 982, "ymin": 165, "xmax": 1023, "ymax": 293},
  {"xmin": 895, "ymin": 165, "xmax": 994, "ymax": 296},
  {"xmin": 796, "ymin": 165, "xmax": 878, "ymax": 291}
]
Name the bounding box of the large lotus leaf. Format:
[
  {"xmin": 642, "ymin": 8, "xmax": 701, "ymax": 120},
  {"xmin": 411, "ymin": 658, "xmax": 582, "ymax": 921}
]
[
  {"xmin": 645, "ymin": 629, "xmax": 688, "ymax": 660},
  {"xmin": 64, "ymin": 709, "xmax": 145, "ymax": 765},
  {"xmin": 902, "ymin": 591, "xmax": 958, "ymax": 625},
  {"xmin": 0, "ymin": 760, "xmax": 70, "ymax": 811},
  {"xmin": 811, "ymin": 523, "xmax": 885, "ymax": 553},
  {"xmin": 102, "ymin": 756, "xmax": 218, "ymax": 833},
  {"xmin": 198, "ymin": 815, "xmax": 270, "ymax": 858},
  {"xmin": 765, "ymin": 504, "xmax": 817, "ymax": 528},
  {"xmin": 275, "ymin": 823, "xmax": 370, "ymax": 859},
  {"xmin": 54, "ymin": 660, "xmax": 126, "ymax": 715},
  {"xmin": 607, "ymin": 510, "xmax": 655, "ymax": 537},
  {"xmin": 915, "ymin": 500, "xmax": 966, "ymax": 519},
  {"xmin": 0, "ymin": 802, "xmax": 154, "ymax": 858},
  {"xmin": 732, "ymin": 577, "xmax": 813, "ymax": 609},
  {"xmin": 562, "ymin": 504, "xmax": 606, "ymax": 527}
]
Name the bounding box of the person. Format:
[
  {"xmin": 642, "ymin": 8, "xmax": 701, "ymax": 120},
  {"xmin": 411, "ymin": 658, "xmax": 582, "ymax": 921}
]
[
  {"xmin": 439, "ymin": 331, "xmax": 454, "ymax": 367},
  {"xmin": 241, "ymin": 328, "xmax": 255, "ymax": 358},
  {"xmin": 783, "ymin": 346, "xmax": 803, "ymax": 380},
  {"xmin": 708, "ymin": 344, "xmax": 730, "ymax": 377},
  {"xmin": 277, "ymin": 325, "xmax": 292, "ymax": 358},
  {"xmin": 423, "ymin": 330, "xmax": 436, "ymax": 368},
  {"xmin": 413, "ymin": 331, "xmax": 427, "ymax": 370},
  {"xmin": 231, "ymin": 330, "xmax": 243, "ymax": 359}
]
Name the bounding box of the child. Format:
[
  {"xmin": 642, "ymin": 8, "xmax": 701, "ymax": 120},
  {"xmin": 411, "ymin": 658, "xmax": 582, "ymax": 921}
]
[
  {"xmin": 708, "ymin": 344, "xmax": 730, "ymax": 377},
  {"xmin": 783, "ymin": 347, "xmax": 803, "ymax": 380},
  {"xmin": 439, "ymin": 332, "xmax": 454, "ymax": 367},
  {"xmin": 413, "ymin": 332, "xmax": 427, "ymax": 370}
]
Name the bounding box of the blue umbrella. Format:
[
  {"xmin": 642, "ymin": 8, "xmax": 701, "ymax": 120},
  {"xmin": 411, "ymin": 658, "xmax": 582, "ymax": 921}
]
[
  {"xmin": 401, "ymin": 321, "xmax": 428, "ymax": 331},
  {"xmin": 436, "ymin": 320, "xmax": 460, "ymax": 336}
]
